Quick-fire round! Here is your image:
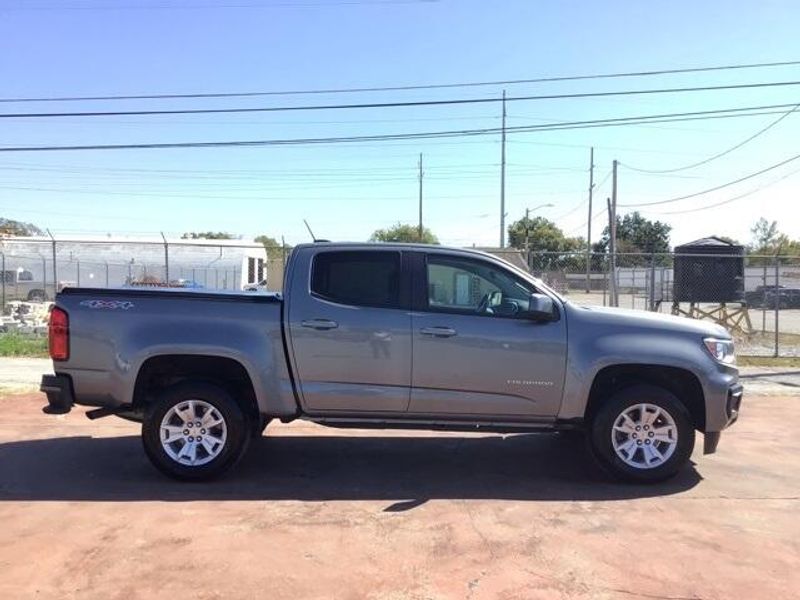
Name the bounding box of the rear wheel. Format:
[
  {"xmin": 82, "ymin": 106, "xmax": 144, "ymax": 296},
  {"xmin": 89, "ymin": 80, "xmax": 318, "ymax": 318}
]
[
  {"xmin": 254, "ymin": 415, "xmax": 272, "ymax": 437},
  {"xmin": 142, "ymin": 382, "xmax": 251, "ymax": 481},
  {"xmin": 588, "ymin": 384, "xmax": 695, "ymax": 483}
]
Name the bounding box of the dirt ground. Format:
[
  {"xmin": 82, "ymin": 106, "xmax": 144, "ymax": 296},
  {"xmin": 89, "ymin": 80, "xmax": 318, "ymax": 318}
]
[{"xmin": 1, "ymin": 392, "xmax": 799, "ymax": 599}]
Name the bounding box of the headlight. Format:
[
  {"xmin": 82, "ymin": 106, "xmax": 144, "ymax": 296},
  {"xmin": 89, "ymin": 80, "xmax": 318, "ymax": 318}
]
[{"xmin": 704, "ymin": 338, "xmax": 736, "ymax": 364}]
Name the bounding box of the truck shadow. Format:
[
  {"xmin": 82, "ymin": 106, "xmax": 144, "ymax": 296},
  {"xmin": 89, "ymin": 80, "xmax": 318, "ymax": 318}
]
[{"xmin": 0, "ymin": 433, "xmax": 701, "ymax": 505}]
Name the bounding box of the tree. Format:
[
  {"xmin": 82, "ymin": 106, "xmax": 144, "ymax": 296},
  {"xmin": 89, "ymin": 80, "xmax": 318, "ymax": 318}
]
[
  {"xmin": 750, "ymin": 218, "xmax": 780, "ymax": 254},
  {"xmin": 507, "ymin": 216, "xmax": 584, "ymax": 270},
  {"xmin": 747, "ymin": 219, "xmax": 800, "ymax": 264},
  {"xmin": 369, "ymin": 223, "xmax": 439, "ymax": 244},
  {"xmin": 254, "ymin": 234, "xmax": 292, "ymax": 260},
  {"xmin": 595, "ymin": 211, "xmax": 671, "ymax": 266},
  {"xmin": 181, "ymin": 232, "xmax": 239, "ymax": 240},
  {"xmin": 507, "ymin": 216, "xmax": 582, "ymax": 252},
  {"xmin": 0, "ymin": 218, "xmax": 44, "ymax": 237},
  {"xmin": 254, "ymin": 235, "xmax": 279, "ymax": 249}
]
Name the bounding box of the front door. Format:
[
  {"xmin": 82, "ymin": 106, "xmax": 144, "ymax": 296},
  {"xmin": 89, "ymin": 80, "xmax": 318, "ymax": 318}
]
[
  {"xmin": 288, "ymin": 249, "xmax": 412, "ymax": 414},
  {"xmin": 409, "ymin": 252, "xmax": 567, "ymax": 418}
]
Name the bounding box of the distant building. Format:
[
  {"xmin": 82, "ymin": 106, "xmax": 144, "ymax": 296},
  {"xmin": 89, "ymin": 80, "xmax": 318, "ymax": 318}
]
[{"xmin": 0, "ymin": 235, "xmax": 279, "ymax": 300}]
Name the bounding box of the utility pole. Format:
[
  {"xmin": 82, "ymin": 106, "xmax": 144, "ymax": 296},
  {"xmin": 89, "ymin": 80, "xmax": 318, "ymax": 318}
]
[
  {"xmin": 610, "ymin": 159, "xmax": 619, "ymax": 306},
  {"xmin": 161, "ymin": 231, "xmax": 169, "ymax": 284},
  {"xmin": 499, "ymin": 89, "xmax": 507, "ymax": 247},
  {"xmin": 585, "ymin": 147, "xmax": 594, "ymax": 293},
  {"xmin": 606, "ymin": 198, "xmax": 616, "ymax": 306},
  {"xmin": 418, "ymin": 153, "xmax": 424, "ymax": 241}
]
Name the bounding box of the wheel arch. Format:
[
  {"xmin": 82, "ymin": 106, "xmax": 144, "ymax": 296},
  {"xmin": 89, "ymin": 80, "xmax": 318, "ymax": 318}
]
[
  {"xmin": 584, "ymin": 364, "xmax": 706, "ymax": 431},
  {"xmin": 132, "ymin": 354, "xmax": 260, "ymax": 425}
]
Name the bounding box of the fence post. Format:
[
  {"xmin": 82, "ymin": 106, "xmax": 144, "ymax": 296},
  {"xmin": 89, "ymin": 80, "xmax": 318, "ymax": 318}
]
[
  {"xmin": 774, "ymin": 255, "xmax": 780, "ymax": 358},
  {"xmin": 42, "ymin": 256, "xmax": 47, "ymax": 299},
  {"xmin": 161, "ymin": 233, "xmax": 169, "ymax": 284},
  {"xmin": 1, "ymin": 252, "xmax": 5, "ymax": 311},
  {"xmin": 47, "ymin": 229, "xmax": 57, "ymax": 299},
  {"xmin": 649, "ymin": 253, "xmax": 656, "ymax": 311},
  {"xmin": 77, "ymin": 259, "xmax": 81, "ymax": 287},
  {"xmin": 105, "ymin": 262, "xmax": 109, "ymax": 287},
  {"xmin": 761, "ymin": 261, "xmax": 767, "ymax": 333}
]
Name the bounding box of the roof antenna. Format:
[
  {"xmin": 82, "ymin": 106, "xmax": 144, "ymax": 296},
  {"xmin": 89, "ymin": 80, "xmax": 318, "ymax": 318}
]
[{"xmin": 303, "ymin": 219, "xmax": 317, "ymax": 242}]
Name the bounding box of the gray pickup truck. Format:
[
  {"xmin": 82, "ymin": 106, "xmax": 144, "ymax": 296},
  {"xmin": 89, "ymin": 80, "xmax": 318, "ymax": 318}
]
[{"xmin": 41, "ymin": 242, "xmax": 742, "ymax": 483}]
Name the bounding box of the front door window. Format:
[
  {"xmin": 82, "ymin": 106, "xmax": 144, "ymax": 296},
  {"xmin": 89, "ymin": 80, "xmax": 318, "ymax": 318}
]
[{"xmin": 426, "ymin": 255, "xmax": 535, "ymax": 319}]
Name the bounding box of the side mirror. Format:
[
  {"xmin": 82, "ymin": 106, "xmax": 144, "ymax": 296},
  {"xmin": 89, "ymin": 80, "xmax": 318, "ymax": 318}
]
[{"xmin": 525, "ymin": 293, "xmax": 555, "ymax": 321}]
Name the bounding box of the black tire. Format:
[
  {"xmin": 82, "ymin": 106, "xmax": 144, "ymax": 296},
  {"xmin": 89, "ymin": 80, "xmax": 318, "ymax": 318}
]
[
  {"xmin": 142, "ymin": 382, "xmax": 251, "ymax": 481},
  {"xmin": 555, "ymin": 428, "xmax": 585, "ymax": 443},
  {"xmin": 254, "ymin": 415, "xmax": 272, "ymax": 437},
  {"xmin": 588, "ymin": 384, "xmax": 695, "ymax": 483}
]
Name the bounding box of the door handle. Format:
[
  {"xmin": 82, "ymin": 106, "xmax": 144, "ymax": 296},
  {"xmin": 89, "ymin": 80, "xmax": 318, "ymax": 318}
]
[
  {"xmin": 301, "ymin": 319, "xmax": 339, "ymax": 330},
  {"xmin": 420, "ymin": 326, "xmax": 457, "ymax": 338}
]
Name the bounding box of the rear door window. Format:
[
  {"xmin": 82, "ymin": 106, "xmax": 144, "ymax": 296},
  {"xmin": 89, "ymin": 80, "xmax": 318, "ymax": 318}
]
[{"xmin": 311, "ymin": 251, "xmax": 401, "ymax": 308}]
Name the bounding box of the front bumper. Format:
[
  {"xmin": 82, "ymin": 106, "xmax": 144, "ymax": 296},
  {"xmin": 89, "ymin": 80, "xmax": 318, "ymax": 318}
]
[
  {"xmin": 726, "ymin": 383, "xmax": 743, "ymax": 425},
  {"xmin": 40, "ymin": 374, "xmax": 75, "ymax": 414},
  {"xmin": 704, "ymin": 382, "xmax": 743, "ymax": 454}
]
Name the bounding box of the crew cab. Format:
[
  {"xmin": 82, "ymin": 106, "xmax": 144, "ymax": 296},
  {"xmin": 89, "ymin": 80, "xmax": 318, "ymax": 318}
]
[{"xmin": 41, "ymin": 243, "xmax": 742, "ymax": 482}]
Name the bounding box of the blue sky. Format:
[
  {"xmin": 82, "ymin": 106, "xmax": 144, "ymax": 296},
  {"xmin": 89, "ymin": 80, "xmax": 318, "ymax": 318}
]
[{"xmin": 1, "ymin": 0, "xmax": 799, "ymax": 247}]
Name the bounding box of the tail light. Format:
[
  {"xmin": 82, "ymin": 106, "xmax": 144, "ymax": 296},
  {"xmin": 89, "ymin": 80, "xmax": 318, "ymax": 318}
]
[{"xmin": 49, "ymin": 306, "xmax": 69, "ymax": 361}]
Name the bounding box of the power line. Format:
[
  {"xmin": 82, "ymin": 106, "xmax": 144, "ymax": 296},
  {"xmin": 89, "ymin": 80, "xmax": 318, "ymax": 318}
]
[
  {"xmin": 566, "ymin": 207, "xmax": 607, "ymax": 236},
  {"xmin": 2, "ymin": 81, "xmax": 800, "ymax": 119},
  {"xmin": 0, "ymin": 185, "xmax": 516, "ymax": 201},
  {"xmin": 620, "ymin": 152, "xmax": 800, "ymax": 208},
  {"xmin": 646, "ymin": 167, "xmax": 800, "ymax": 215},
  {"xmin": 621, "ymin": 103, "xmax": 800, "ymax": 174},
  {"xmin": 594, "ymin": 169, "xmax": 613, "ymax": 191},
  {"xmin": 3, "ymin": 59, "xmax": 800, "ymax": 103},
  {"xmin": 0, "ymin": 0, "xmax": 432, "ymax": 11},
  {"xmin": 552, "ymin": 198, "xmax": 588, "ymax": 222},
  {"xmin": 0, "ymin": 161, "xmax": 580, "ymax": 177},
  {"xmin": 550, "ymin": 170, "xmax": 612, "ymax": 224},
  {"xmin": 0, "ymin": 103, "xmax": 792, "ymax": 153}
]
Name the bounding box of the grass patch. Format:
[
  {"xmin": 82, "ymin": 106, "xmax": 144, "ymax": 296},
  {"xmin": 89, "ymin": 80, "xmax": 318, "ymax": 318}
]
[
  {"xmin": 0, "ymin": 333, "xmax": 48, "ymax": 357},
  {"xmin": 738, "ymin": 355, "xmax": 800, "ymax": 368}
]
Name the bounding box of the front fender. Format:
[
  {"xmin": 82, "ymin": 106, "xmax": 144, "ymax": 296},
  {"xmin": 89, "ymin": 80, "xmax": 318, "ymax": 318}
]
[{"xmin": 559, "ymin": 330, "xmax": 730, "ymax": 425}]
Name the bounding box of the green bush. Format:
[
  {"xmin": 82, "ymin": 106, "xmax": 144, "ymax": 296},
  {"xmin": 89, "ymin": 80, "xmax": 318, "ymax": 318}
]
[{"xmin": 0, "ymin": 333, "xmax": 48, "ymax": 357}]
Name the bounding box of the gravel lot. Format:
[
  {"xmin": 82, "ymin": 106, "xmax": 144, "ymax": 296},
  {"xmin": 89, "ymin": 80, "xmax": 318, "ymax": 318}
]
[{"xmin": 1, "ymin": 376, "xmax": 798, "ymax": 599}]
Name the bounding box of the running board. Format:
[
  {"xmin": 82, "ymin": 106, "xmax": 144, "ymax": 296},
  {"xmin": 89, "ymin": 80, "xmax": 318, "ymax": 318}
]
[{"xmin": 305, "ymin": 416, "xmax": 570, "ymax": 435}]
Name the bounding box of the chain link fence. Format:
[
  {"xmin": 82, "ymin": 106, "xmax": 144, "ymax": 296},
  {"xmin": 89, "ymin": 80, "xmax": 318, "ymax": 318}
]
[
  {"xmin": 524, "ymin": 249, "xmax": 800, "ymax": 357},
  {"xmin": 0, "ymin": 236, "xmax": 290, "ymax": 335},
  {"xmin": 3, "ymin": 237, "xmax": 800, "ymax": 358}
]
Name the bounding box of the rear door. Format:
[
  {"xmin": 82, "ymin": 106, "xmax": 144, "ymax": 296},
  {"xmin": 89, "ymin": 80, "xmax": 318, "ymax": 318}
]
[
  {"xmin": 409, "ymin": 252, "xmax": 567, "ymax": 418},
  {"xmin": 287, "ymin": 248, "xmax": 412, "ymax": 414}
]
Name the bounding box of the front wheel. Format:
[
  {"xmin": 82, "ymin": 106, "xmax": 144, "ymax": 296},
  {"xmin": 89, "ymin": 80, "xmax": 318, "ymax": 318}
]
[
  {"xmin": 588, "ymin": 384, "xmax": 695, "ymax": 483},
  {"xmin": 142, "ymin": 382, "xmax": 251, "ymax": 481}
]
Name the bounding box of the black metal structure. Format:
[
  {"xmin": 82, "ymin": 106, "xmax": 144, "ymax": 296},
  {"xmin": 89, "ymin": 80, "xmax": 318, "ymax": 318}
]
[{"xmin": 673, "ymin": 237, "xmax": 745, "ymax": 303}]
